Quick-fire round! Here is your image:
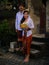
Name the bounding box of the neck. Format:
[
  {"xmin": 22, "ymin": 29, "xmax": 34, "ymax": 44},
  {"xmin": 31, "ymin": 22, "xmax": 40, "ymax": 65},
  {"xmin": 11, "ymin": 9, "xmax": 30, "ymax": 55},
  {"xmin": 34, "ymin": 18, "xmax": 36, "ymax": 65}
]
[
  {"xmin": 20, "ymin": 10, "xmax": 23, "ymax": 13},
  {"xmin": 25, "ymin": 16, "xmax": 29, "ymax": 20}
]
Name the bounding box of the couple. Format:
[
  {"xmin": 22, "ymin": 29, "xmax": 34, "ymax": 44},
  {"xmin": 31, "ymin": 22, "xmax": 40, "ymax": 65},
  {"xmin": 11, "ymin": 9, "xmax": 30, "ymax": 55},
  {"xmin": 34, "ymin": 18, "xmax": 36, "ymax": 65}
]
[{"xmin": 15, "ymin": 4, "xmax": 34, "ymax": 62}]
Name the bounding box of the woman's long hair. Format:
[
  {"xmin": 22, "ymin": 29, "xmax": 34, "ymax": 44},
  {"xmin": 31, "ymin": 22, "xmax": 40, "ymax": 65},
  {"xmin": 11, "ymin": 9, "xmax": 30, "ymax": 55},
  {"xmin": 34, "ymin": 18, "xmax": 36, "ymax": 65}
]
[
  {"xmin": 21, "ymin": 16, "xmax": 25, "ymax": 24},
  {"xmin": 21, "ymin": 10, "xmax": 29, "ymax": 24}
]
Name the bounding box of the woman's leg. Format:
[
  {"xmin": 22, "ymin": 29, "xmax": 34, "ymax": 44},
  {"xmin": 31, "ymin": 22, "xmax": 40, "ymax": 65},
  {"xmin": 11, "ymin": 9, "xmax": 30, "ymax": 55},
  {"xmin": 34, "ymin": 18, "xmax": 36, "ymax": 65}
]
[
  {"xmin": 24, "ymin": 35, "xmax": 32, "ymax": 62},
  {"xmin": 22, "ymin": 36, "xmax": 27, "ymax": 54}
]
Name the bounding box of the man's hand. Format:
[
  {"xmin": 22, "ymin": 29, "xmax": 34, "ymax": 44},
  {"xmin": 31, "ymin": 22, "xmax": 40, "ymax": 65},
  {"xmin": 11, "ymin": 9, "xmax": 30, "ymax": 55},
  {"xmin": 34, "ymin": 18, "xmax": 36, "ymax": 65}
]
[{"xmin": 16, "ymin": 30, "xmax": 18, "ymax": 32}]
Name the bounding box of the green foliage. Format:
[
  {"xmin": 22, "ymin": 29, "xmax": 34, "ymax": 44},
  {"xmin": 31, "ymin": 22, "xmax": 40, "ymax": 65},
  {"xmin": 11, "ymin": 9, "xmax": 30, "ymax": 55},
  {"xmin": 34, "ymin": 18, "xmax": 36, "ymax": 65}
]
[
  {"xmin": 0, "ymin": 19, "xmax": 16, "ymax": 45},
  {"xmin": 0, "ymin": 19, "xmax": 15, "ymax": 36},
  {"xmin": 0, "ymin": 19, "xmax": 9, "ymax": 33},
  {"xmin": 1, "ymin": 0, "xmax": 8, "ymax": 4}
]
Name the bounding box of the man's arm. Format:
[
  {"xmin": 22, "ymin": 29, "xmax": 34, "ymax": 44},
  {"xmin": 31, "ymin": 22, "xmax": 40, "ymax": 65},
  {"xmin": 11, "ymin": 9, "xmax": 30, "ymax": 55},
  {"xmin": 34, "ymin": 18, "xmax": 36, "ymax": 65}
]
[{"xmin": 15, "ymin": 14, "xmax": 18, "ymax": 32}]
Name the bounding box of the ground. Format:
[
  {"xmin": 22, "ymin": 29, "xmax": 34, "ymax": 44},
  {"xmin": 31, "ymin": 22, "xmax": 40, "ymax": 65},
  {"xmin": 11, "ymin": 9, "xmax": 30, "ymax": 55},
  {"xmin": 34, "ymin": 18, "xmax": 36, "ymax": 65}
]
[{"xmin": 0, "ymin": 50, "xmax": 49, "ymax": 65}]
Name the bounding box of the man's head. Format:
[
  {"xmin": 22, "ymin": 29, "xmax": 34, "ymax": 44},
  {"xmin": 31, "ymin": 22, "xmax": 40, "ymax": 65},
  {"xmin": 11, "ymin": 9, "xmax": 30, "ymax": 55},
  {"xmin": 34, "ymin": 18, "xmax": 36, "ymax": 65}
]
[{"xmin": 19, "ymin": 4, "xmax": 25, "ymax": 12}]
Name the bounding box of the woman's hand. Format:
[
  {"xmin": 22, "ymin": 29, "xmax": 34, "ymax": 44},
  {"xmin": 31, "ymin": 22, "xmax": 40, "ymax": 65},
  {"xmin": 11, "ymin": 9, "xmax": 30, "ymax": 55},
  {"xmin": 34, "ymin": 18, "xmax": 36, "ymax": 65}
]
[
  {"xmin": 25, "ymin": 26, "xmax": 29, "ymax": 30},
  {"xmin": 25, "ymin": 26, "xmax": 31, "ymax": 31}
]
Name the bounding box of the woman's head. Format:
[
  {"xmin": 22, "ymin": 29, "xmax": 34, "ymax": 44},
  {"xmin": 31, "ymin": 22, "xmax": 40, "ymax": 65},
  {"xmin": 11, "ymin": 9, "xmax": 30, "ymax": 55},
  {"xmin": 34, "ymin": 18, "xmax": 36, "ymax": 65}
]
[
  {"xmin": 23, "ymin": 10, "xmax": 29, "ymax": 19},
  {"xmin": 21, "ymin": 10, "xmax": 30, "ymax": 24}
]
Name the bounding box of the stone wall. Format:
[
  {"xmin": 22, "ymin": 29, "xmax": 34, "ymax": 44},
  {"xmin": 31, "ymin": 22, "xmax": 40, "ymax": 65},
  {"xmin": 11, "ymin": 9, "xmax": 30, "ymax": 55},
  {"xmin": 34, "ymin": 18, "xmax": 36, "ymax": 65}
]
[
  {"xmin": 46, "ymin": 0, "xmax": 49, "ymax": 32},
  {"xmin": 27, "ymin": 0, "xmax": 42, "ymax": 34}
]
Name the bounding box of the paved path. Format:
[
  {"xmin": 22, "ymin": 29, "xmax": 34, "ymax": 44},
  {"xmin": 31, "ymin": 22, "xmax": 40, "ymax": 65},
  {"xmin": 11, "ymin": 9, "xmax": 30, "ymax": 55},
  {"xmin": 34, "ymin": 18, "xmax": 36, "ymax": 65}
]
[{"xmin": 0, "ymin": 51, "xmax": 49, "ymax": 65}]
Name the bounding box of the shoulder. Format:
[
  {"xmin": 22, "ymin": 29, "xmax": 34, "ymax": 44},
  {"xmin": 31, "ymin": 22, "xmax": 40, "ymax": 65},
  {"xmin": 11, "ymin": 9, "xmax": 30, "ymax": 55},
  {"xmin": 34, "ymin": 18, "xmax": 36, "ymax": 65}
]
[
  {"xmin": 16, "ymin": 11, "xmax": 20, "ymax": 16},
  {"xmin": 28, "ymin": 16, "xmax": 33, "ymax": 22}
]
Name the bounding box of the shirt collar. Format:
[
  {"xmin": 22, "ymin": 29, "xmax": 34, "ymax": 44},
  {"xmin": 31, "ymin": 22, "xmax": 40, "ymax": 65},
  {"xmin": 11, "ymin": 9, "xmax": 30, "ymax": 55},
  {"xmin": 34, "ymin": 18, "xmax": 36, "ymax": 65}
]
[{"xmin": 19, "ymin": 11, "xmax": 23, "ymax": 14}]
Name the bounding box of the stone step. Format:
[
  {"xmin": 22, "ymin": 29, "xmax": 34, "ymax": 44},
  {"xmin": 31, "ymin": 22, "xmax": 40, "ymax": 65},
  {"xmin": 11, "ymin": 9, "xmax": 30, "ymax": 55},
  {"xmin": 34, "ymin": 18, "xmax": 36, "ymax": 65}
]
[
  {"xmin": 9, "ymin": 48, "xmax": 40, "ymax": 55},
  {"xmin": 33, "ymin": 34, "xmax": 46, "ymax": 42},
  {"xmin": 33, "ymin": 34, "xmax": 45, "ymax": 38},
  {"xmin": 9, "ymin": 41, "xmax": 45, "ymax": 55},
  {"xmin": 30, "ymin": 49, "xmax": 40, "ymax": 54},
  {"xmin": 31, "ymin": 41, "xmax": 45, "ymax": 46}
]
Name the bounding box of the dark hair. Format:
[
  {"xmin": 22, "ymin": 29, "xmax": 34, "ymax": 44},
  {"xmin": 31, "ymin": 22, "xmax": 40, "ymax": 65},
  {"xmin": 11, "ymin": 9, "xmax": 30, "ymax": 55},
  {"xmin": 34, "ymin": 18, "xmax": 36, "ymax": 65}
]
[
  {"xmin": 23, "ymin": 10, "xmax": 29, "ymax": 14},
  {"xmin": 19, "ymin": 3, "xmax": 25, "ymax": 7},
  {"xmin": 21, "ymin": 16, "xmax": 25, "ymax": 24},
  {"xmin": 21, "ymin": 10, "xmax": 29, "ymax": 24}
]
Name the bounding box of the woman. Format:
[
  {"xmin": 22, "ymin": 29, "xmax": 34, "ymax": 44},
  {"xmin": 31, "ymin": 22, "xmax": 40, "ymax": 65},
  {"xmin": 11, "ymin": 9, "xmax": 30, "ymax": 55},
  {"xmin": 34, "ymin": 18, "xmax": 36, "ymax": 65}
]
[{"xmin": 20, "ymin": 10, "xmax": 34, "ymax": 62}]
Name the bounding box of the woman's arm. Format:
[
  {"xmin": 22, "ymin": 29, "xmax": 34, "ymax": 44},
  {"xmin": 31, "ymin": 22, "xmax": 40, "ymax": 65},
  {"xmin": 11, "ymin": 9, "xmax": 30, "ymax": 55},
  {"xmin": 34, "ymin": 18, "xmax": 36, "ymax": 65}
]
[{"xmin": 26, "ymin": 19, "xmax": 34, "ymax": 30}]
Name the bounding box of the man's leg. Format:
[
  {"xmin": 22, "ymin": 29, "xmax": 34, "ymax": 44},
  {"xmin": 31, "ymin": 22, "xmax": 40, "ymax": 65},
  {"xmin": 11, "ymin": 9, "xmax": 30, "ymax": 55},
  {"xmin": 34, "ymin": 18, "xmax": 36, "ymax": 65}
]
[{"xmin": 16, "ymin": 31, "xmax": 22, "ymax": 51}]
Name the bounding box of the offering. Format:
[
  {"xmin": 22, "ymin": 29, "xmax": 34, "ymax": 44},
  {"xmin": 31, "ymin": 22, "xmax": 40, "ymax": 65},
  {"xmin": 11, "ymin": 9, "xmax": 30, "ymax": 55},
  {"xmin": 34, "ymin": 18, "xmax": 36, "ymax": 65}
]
[{"xmin": 20, "ymin": 22, "xmax": 27, "ymax": 29}]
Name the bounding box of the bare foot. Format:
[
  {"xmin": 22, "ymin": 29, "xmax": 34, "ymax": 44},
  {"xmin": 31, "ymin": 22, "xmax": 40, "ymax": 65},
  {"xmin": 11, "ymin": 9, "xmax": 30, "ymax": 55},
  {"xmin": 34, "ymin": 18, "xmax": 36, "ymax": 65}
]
[
  {"xmin": 23, "ymin": 55, "xmax": 30, "ymax": 62},
  {"xmin": 20, "ymin": 47, "xmax": 24, "ymax": 51},
  {"xmin": 15, "ymin": 48, "xmax": 20, "ymax": 51},
  {"xmin": 24, "ymin": 58, "xmax": 29, "ymax": 62}
]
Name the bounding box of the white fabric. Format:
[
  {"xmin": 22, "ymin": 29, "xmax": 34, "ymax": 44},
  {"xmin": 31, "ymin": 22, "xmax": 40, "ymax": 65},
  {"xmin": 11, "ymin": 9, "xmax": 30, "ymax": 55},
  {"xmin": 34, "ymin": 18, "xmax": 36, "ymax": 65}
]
[
  {"xmin": 22, "ymin": 16, "xmax": 34, "ymax": 37},
  {"xmin": 15, "ymin": 11, "xmax": 23, "ymax": 30}
]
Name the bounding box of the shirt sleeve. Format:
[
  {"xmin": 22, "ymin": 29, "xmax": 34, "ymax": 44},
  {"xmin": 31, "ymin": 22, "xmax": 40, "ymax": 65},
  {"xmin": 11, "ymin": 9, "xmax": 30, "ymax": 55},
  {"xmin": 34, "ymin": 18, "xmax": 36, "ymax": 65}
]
[
  {"xmin": 29, "ymin": 19, "xmax": 34, "ymax": 29},
  {"xmin": 15, "ymin": 13, "xmax": 18, "ymax": 30}
]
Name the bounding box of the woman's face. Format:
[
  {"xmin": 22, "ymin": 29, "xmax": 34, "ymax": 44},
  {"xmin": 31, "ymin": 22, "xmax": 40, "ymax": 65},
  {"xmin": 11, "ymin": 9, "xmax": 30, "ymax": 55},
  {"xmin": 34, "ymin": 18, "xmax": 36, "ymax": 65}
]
[{"xmin": 24, "ymin": 12, "xmax": 29, "ymax": 19}]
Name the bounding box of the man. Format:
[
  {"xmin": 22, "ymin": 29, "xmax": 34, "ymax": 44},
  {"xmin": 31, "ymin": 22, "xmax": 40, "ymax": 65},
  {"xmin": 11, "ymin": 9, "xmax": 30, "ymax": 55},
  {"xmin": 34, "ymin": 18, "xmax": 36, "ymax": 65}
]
[{"xmin": 15, "ymin": 4, "xmax": 25, "ymax": 51}]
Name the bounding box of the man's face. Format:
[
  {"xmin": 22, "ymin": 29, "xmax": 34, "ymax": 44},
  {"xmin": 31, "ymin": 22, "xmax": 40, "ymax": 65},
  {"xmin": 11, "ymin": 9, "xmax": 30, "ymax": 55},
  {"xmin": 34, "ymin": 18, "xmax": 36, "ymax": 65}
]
[{"xmin": 19, "ymin": 5, "xmax": 24, "ymax": 11}]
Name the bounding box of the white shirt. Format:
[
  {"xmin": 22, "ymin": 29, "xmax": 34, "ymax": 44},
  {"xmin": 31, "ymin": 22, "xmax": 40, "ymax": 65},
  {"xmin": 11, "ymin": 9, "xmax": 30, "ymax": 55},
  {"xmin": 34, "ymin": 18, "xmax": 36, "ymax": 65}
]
[
  {"xmin": 22, "ymin": 16, "xmax": 34, "ymax": 37},
  {"xmin": 15, "ymin": 11, "xmax": 23, "ymax": 30}
]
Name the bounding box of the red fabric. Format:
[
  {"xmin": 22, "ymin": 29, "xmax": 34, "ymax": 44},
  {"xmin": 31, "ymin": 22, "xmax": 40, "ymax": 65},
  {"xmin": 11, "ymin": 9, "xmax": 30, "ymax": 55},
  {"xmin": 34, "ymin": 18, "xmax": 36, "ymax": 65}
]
[
  {"xmin": 22, "ymin": 35, "xmax": 32, "ymax": 55},
  {"xmin": 17, "ymin": 30, "xmax": 22, "ymax": 40}
]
